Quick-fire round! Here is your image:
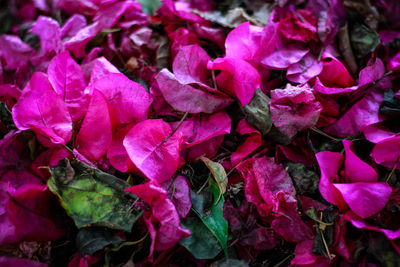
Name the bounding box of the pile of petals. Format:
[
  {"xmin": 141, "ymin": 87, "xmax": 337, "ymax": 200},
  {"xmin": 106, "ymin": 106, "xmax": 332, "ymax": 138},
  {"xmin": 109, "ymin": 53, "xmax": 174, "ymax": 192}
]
[{"xmin": 1, "ymin": 0, "xmax": 400, "ymax": 266}]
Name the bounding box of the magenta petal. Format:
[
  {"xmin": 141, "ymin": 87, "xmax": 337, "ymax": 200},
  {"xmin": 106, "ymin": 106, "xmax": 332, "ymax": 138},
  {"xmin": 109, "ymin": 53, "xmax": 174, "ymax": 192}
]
[
  {"xmin": 286, "ymin": 53, "xmax": 323, "ymax": 84},
  {"xmin": 173, "ymin": 111, "xmax": 231, "ymax": 149},
  {"xmin": 48, "ymin": 51, "xmax": 88, "ymax": 121},
  {"xmin": 316, "ymin": 151, "xmax": 347, "ymax": 210},
  {"xmin": 318, "ymin": 52, "xmax": 354, "ymax": 87},
  {"xmin": 208, "ymin": 58, "xmax": 261, "ymax": 106},
  {"xmin": 314, "ymin": 77, "xmax": 358, "ymax": 95},
  {"xmin": 155, "ymin": 69, "xmax": 233, "ymax": 114},
  {"xmin": 89, "ymin": 57, "xmax": 120, "ymax": 84},
  {"xmin": 126, "ymin": 182, "xmax": 190, "ymax": 251},
  {"xmin": 60, "ymin": 14, "xmax": 87, "ymax": 39},
  {"xmin": 224, "ymin": 22, "xmax": 264, "ymax": 61},
  {"xmin": 107, "ymin": 124, "xmax": 136, "ymax": 173},
  {"xmin": 123, "ymin": 119, "xmax": 182, "ymax": 183},
  {"xmin": 30, "ymin": 16, "xmax": 61, "ymax": 54},
  {"xmin": 90, "ymin": 73, "xmax": 152, "ymax": 124},
  {"xmin": 172, "ymin": 44, "xmax": 211, "ymax": 86},
  {"xmin": 12, "ymin": 72, "xmax": 72, "ymax": 145},
  {"xmin": 260, "ymin": 44, "xmax": 309, "ymax": 69},
  {"xmin": 0, "ymin": 35, "xmax": 33, "ymax": 70},
  {"xmin": 231, "ymin": 134, "xmax": 262, "ymax": 166},
  {"xmin": 161, "ymin": 175, "xmax": 192, "ymax": 218},
  {"xmin": 371, "ymin": 136, "xmax": 400, "ymax": 169},
  {"xmin": 344, "ymin": 211, "xmax": 400, "ymax": 240},
  {"xmin": 325, "ymin": 89, "xmax": 385, "ymax": 137},
  {"xmin": 7, "ymin": 184, "xmax": 65, "ymax": 242},
  {"xmin": 358, "ymin": 58, "xmax": 386, "ymax": 87},
  {"xmin": 342, "ymin": 140, "xmax": 378, "ymax": 183},
  {"xmin": 334, "ymin": 182, "xmax": 392, "ymax": 218},
  {"xmin": 64, "ymin": 22, "xmax": 103, "ymax": 58},
  {"xmin": 363, "ymin": 123, "xmax": 399, "ymax": 143},
  {"xmin": 75, "ymin": 89, "xmax": 112, "ymax": 161}
]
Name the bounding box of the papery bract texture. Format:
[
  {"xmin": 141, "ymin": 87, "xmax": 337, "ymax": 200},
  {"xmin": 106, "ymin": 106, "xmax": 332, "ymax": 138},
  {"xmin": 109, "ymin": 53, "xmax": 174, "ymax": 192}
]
[
  {"xmin": 123, "ymin": 119, "xmax": 182, "ymax": 183},
  {"xmin": 30, "ymin": 16, "xmax": 61, "ymax": 54},
  {"xmin": 12, "ymin": 72, "xmax": 72, "ymax": 145},
  {"xmin": 161, "ymin": 175, "xmax": 192, "ymax": 218},
  {"xmin": 155, "ymin": 69, "xmax": 233, "ymax": 114},
  {"xmin": 48, "ymin": 51, "xmax": 88, "ymax": 121},
  {"xmin": 75, "ymin": 89, "xmax": 112, "ymax": 161},
  {"xmin": 89, "ymin": 73, "xmax": 152, "ymax": 124},
  {"xmin": 270, "ymin": 84, "xmax": 321, "ymax": 138},
  {"xmin": 208, "ymin": 58, "xmax": 261, "ymax": 106},
  {"xmin": 125, "ymin": 182, "xmax": 190, "ymax": 253}
]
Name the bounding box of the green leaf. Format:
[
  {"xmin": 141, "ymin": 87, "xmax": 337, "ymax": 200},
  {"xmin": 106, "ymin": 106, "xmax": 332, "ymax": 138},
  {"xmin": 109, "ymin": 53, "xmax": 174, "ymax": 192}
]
[
  {"xmin": 350, "ymin": 23, "xmax": 380, "ymax": 60},
  {"xmin": 242, "ymin": 89, "xmax": 272, "ymax": 135},
  {"xmin": 179, "ymin": 217, "xmax": 222, "ymax": 259},
  {"xmin": 48, "ymin": 159, "xmax": 142, "ymax": 232},
  {"xmin": 199, "ymin": 157, "xmax": 227, "ymax": 204},
  {"xmin": 137, "ymin": 0, "xmax": 163, "ymax": 16},
  {"xmin": 76, "ymin": 227, "xmax": 124, "ymax": 255},
  {"xmin": 192, "ymin": 185, "xmax": 229, "ymax": 258}
]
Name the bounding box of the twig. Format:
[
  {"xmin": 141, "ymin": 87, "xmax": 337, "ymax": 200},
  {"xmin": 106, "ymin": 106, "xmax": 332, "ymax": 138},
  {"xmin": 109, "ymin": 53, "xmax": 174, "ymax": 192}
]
[
  {"xmin": 310, "ymin": 127, "xmax": 341, "ymax": 142},
  {"xmin": 386, "ymin": 154, "xmax": 400, "ymax": 183}
]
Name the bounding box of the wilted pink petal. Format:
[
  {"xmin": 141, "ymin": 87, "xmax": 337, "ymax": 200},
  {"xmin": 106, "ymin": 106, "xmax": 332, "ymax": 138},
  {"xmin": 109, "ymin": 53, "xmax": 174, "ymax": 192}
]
[
  {"xmin": 182, "ymin": 135, "xmax": 225, "ymax": 162},
  {"xmin": 341, "ymin": 140, "xmax": 378, "ymax": 183},
  {"xmin": 316, "ymin": 151, "xmax": 347, "ymax": 211},
  {"xmin": 270, "ymin": 84, "xmax": 322, "ymax": 138},
  {"xmin": 12, "ymin": 72, "xmax": 72, "ymax": 145},
  {"xmin": 89, "ymin": 73, "xmax": 152, "ymax": 124},
  {"xmin": 241, "ymin": 227, "xmax": 279, "ymax": 250},
  {"xmin": 0, "ymin": 35, "xmax": 33, "ymax": 70},
  {"xmin": 123, "ymin": 119, "xmax": 182, "ymax": 183},
  {"xmin": 231, "ymin": 119, "xmax": 262, "ymax": 166},
  {"xmin": 75, "ymin": 89, "xmax": 112, "ymax": 161},
  {"xmin": 48, "ymin": 51, "xmax": 88, "ymax": 121},
  {"xmin": 325, "ymin": 89, "xmax": 386, "ymax": 137},
  {"xmin": 344, "ymin": 211, "xmax": 400, "ymax": 240},
  {"xmin": 64, "ymin": 22, "xmax": 103, "ymax": 58},
  {"xmin": 0, "ymin": 84, "xmax": 22, "ymax": 109},
  {"xmin": 0, "ymin": 257, "xmax": 47, "ymax": 267},
  {"xmin": 172, "ymin": 44, "xmax": 211, "ymax": 86},
  {"xmin": 271, "ymin": 192, "xmax": 313, "ymax": 242},
  {"xmin": 237, "ymin": 157, "xmax": 295, "ymax": 217},
  {"xmin": 287, "ymin": 53, "xmax": 323, "ymax": 83},
  {"xmin": 161, "ymin": 175, "xmax": 191, "ymax": 218},
  {"xmin": 31, "ymin": 148, "xmax": 70, "ymax": 179},
  {"xmin": 126, "ymin": 182, "xmax": 190, "ymax": 252},
  {"xmin": 172, "ymin": 111, "xmax": 231, "ymax": 149},
  {"xmin": 30, "ymin": 16, "xmax": 61, "ymax": 54},
  {"xmin": 314, "ymin": 77, "xmax": 358, "ymax": 95},
  {"xmin": 7, "ymin": 184, "xmax": 65, "ymax": 242},
  {"xmin": 208, "ymin": 58, "xmax": 261, "ymax": 106},
  {"xmin": 371, "ymin": 136, "xmax": 400, "ymax": 169},
  {"xmin": 260, "ymin": 43, "xmax": 309, "ymax": 69},
  {"xmin": 155, "ymin": 69, "xmax": 233, "ymax": 114},
  {"xmin": 94, "ymin": 0, "xmax": 137, "ymax": 28},
  {"xmin": 278, "ymin": 9, "xmax": 318, "ymax": 43},
  {"xmin": 225, "ymin": 22, "xmax": 264, "ymax": 61},
  {"xmin": 333, "ymin": 182, "xmax": 392, "ymax": 218},
  {"xmin": 60, "ymin": 14, "xmax": 87, "ymax": 40},
  {"xmin": 291, "ymin": 240, "xmax": 332, "ymax": 266}
]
